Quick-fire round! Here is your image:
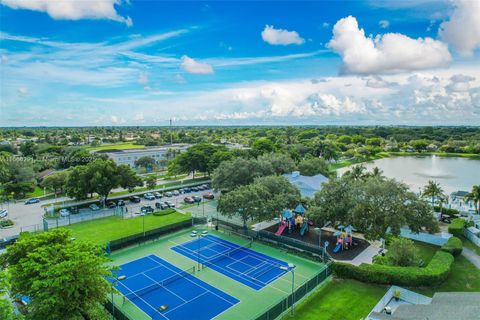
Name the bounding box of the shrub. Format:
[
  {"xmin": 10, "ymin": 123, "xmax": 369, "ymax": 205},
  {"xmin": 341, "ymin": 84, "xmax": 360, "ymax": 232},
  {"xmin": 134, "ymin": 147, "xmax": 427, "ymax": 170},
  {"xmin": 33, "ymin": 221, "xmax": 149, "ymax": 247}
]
[
  {"xmin": 153, "ymin": 208, "xmax": 176, "ymax": 216},
  {"xmin": 440, "ymin": 236, "xmax": 463, "ymax": 257},
  {"xmin": 386, "ymin": 238, "xmax": 418, "ymax": 267},
  {"xmin": 333, "ymin": 251, "xmax": 454, "ymax": 287},
  {"xmin": 0, "ymin": 219, "xmax": 14, "ymax": 228},
  {"xmin": 448, "ymin": 218, "xmax": 466, "ymax": 237},
  {"xmin": 433, "ymin": 206, "xmax": 460, "ymax": 217}
]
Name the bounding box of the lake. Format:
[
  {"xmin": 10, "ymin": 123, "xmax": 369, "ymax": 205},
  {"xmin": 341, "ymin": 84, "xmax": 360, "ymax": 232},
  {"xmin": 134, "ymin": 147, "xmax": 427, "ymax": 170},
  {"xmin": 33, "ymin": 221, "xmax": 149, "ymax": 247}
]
[{"xmin": 337, "ymin": 155, "xmax": 480, "ymax": 194}]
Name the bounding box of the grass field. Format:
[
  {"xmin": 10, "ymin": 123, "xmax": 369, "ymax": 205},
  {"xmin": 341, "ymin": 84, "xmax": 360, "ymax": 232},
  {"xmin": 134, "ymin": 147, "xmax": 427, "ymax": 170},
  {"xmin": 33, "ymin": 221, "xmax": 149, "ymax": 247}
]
[
  {"xmin": 283, "ymin": 279, "xmax": 386, "ymax": 320},
  {"xmin": 109, "ymin": 227, "xmax": 326, "ymax": 320},
  {"xmin": 84, "ymin": 143, "xmax": 145, "ymax": 151},
  {"xmin": 64, "ymin": 213, "xmax": 191, "ymax": 244}
]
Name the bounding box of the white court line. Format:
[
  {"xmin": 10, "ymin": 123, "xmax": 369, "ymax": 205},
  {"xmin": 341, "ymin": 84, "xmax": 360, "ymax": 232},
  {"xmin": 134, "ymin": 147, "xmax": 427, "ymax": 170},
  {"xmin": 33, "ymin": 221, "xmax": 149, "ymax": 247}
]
[
  {"xmin": 117, "ymin": 279, "xmax": 168, "ymax": 320},
  {"xmin": 142, "ymin": 273, "xmax": 187, "ymax": 303},
  {"xmin": 164, "ymin": 291, "xmax": 208, "ymax": 315},
  {"xmin": 172, "ymin": 243, "xmax": 289, "ymax": 294},
  {"xmin": 146, "ymin": 256, "xmax": 237, "ymax": 307}
]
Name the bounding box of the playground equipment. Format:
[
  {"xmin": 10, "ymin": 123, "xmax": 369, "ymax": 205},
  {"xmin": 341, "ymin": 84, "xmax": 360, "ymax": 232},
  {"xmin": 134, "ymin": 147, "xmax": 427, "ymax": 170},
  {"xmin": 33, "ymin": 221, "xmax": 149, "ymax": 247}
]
[
  {"xmin": 275, "ymin": 209, "xmax": 294, "ymax": 236},
  {"xmin": 333, "ymin": 225, "xmax": 355, "ymax": 253},
  {"xmin": 300, "ymin": 220, "xmax": 308, "ymax": 236}
]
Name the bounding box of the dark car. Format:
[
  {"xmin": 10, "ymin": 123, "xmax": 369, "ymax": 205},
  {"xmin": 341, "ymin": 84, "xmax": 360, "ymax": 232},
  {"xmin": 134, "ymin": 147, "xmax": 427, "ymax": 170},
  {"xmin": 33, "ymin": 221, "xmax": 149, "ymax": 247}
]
[
  {"xmin": 25, "ymin": 198, "xmax": 40, "ymax": 205},
  {"xmin": 141, "ymin": 206, "xmax": 154, "ymax": 214},
  {"xmin": 183, "ymin": 187, "xmax": 192, "ymax": 193},
  {"xmin": 107, "ymin": 202, "xmax": 117, "ymax": 209},
  {"xmin": 117, "ymin": 200, "xmax": 125, "ymax": 207},
  {"xmin": 130, "ymin": 196, "xmax": 141, "ymax": 203},
  {"xmin": 197, "ymin": 185, "xmax": 206, "ymax": 191},
  {"xmin": 202, "ymin": 184, "xmax": 210, "ymax": 190},
  {"xmin": 193, "ymin": 195, "xmax": 202, "ymax": 203},
  {"xmin": 191, "ymin": 186, "xmax": 199, "ymax": 192},
  {"xmin": 203, "ymin": 192, "xmax": 215, "ymax": 200},
  {"xmin": 0, "ymin": 235, "xmax": 19, "ymax": 250},
  {"xmin": 70, "ymin": 206, "xmax": 80, "ymax": 214},
  {"xmin": 184, "ymin": 196, "xmax": 195, "ymax": 204},
  {"xmin": 154, "ymin": 192, "xmax": 162, "ymax": 199},
  {"xmin": 155, "ymin": 202, "xmax": 162, "ymax": 209}
]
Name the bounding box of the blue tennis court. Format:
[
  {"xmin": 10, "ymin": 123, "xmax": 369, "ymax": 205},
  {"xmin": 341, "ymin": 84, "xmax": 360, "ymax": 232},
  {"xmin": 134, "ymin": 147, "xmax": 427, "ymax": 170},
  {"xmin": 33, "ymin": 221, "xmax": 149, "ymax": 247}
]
[
  {"xmin": 110, "ymin": 255, "xmax": 239, "ymax": 320},
  {"xmin": 171, "ymin": 235, "xmax": 290, "ymax": 290}
]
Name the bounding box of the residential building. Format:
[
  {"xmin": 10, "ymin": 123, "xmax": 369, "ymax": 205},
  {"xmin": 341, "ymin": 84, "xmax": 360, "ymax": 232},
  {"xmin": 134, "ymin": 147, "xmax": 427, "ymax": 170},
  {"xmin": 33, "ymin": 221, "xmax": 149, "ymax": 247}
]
[{"xmin": 103, "ymin": 144, "xmax": 191, "ymax": 168}]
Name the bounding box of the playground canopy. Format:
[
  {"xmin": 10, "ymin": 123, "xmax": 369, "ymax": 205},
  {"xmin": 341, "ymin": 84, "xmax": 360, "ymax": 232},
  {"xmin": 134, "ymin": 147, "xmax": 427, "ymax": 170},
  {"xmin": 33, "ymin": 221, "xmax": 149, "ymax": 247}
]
[
  {"xmin": 294, "ymin": 204, "xmax": 306, "ymax": 214},
  {"xmin": 282, "ymin": 209, "xmax": 293, "ymax": 219}
]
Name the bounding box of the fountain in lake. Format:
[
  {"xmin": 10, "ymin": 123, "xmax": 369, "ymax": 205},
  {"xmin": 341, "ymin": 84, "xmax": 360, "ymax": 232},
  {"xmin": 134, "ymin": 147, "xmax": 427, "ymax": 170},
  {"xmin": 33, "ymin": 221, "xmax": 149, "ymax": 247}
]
[{"xmin": 416, "ymin": 155, "xmax": 454, "ymax": 179}]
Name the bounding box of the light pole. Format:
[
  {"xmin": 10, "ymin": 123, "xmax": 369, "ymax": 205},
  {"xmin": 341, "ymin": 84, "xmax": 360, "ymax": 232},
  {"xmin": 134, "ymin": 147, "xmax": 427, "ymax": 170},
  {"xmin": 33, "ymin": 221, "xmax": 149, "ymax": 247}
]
[
  {"xmin": 314, "ymin": 227, "xmax": 321, "ymax": 248},
  {"xmin": 141, "ymin": 213, "xmax": 146, "ymax": 240},
  {"xmin": 280, "ymin": 263, "xmax": 296, "ymax": 315}
]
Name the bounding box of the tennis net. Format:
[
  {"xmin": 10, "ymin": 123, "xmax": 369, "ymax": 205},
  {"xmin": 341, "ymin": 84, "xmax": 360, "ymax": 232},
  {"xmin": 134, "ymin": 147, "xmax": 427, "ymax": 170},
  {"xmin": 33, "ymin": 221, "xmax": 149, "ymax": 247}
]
[
  {"xmin": 201, "ymin": 241, "xmax": 252, "ymax": 269},
  {"xmin": 123, "ymin": 266, "xmax": 195, "ymax": 302}
]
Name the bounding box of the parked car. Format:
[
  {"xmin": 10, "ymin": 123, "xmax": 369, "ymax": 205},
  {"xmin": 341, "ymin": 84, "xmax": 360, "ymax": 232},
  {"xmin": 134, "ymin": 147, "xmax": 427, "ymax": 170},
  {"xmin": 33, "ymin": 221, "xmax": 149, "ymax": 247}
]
[
  {"xmin": 107, "ymin": 202, "xmax": 117, "ymax": 208},
  {"xmin": 70, "ymin": 206, "xmax": 79, "ymax": 214},
  {"xmin": 25, "ymin": 198, "xmax": 40, "ymax": 205},
  {"xmin": 154, "ymin": 192, "xmax": 163, "ymax": 199},
  {"xmin": 144, "ymin": 193, "xmax": 155, "ymax": 200},
  {"xmin": 117, "ymin": 200, "xmax": 125, "ymax": 207},
  {"xmin": 179, "ymin": 188, "xmax": 185, "ymax": 194},
  {"xmin": 165, "ymin": 201, "xmax": 175, "ymax": 208},
  {"xmin": 191, "ymin": 186, "xmax": 199, "ymax": 192},
  {"xmin": 183, "ymin": 187, "xmax": 192, "ymax": 193},
  {"xmin": 130, "ymin": 196, "xmax": 141, "ymax": 203},
  {"xmin": 197, "ymin": 185, "xmax": 206, "ymax": 191},
  {"xmin": 59, "ymin": 208, "xmax": 71, "ymax": 217},
  {"xmin": 193, "ymin": 195, "xmax": 202, "ymax": 203},
  {"xmin": 172, "ymin": 190, "xmax": 180, "ymax": 196},
  {"xmin": 0, "ymin": 235, "xmax": 19, "ymax": 249},
  {"xmin": 89, "ymin": 203, "xmax": 100, "ymax": 211},
  {"xmin": 201, "ymin": 184, "xmax": 210, "ymax": 190},
  {"xmin": 155, "ymin": 202, "xmax": 162, "ymax": 209},
  {"xmin": 0, "ymin": 209, "xmax": 8, "ymax": 219},
  {"xmin": 160, "ymin": 202, "xmax": 170, "ymax": 210},
  {"xmin": 203, "ymin": 192, "xmax": 215, "ymax": 200},
  {"xmin": 164, "ymin": 191, "xmax": 173, "ymax": 197},
  {"xmin": 140, "ymin": 206, "xmax": 154, "ymax": 214},
  {"xmin": 184, "ymin": 196, "xmax": 195, "ymax": 204}
]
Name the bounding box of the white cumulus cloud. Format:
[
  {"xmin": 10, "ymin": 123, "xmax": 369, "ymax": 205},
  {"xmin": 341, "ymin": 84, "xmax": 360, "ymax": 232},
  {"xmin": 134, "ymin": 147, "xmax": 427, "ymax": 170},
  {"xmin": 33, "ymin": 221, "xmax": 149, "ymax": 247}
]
[
  {"xmin": 327, "ymin": 16, "xmax": 451, "ymax": 74},
  {"xmin": 1, "ymin": 0, "xmax": 132, "ymax": 26},
  {"xmin": 439, "ymin": 0, "xmax": 480, "ymax": 57},
  {"xmin": 261, "ymin": 25, "xmax": 305, "ymax": 45},
  {"xmin": 180, "ymin": 55, "xmax": 214, "ymax": 74}
]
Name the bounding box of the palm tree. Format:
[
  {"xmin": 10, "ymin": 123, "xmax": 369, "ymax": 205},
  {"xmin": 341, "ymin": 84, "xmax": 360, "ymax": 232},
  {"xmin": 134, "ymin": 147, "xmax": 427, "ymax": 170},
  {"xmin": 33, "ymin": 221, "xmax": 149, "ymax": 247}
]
[
  {"xmin": 346, "ymin": 164, "xmax": 366, "ymax": 181},
  {"xmin": 422, "ymin": 180, "xmax": 446, "ymax": 210},
  {"xmin": 369, "ymin": 167, "xmax": 384, "ymax": 179},
  {"xmin": 466, "ymin": 185, "xmax": 480, "ymax": 214}
]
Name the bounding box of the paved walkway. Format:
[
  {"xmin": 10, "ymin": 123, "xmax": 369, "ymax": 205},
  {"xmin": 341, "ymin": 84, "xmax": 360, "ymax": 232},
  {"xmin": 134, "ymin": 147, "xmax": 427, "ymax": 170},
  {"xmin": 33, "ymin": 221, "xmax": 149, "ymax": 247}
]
[{"xmin": 462, "ymin": 247, "xmax": 480, "ymax": 269}]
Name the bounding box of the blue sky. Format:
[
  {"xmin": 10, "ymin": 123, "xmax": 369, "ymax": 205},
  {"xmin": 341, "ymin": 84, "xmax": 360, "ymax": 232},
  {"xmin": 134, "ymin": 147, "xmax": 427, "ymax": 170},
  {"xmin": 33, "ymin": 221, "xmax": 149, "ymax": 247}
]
[{"xmin": 0, "ymin": 0, "xmax": 479, "ymax": 126}]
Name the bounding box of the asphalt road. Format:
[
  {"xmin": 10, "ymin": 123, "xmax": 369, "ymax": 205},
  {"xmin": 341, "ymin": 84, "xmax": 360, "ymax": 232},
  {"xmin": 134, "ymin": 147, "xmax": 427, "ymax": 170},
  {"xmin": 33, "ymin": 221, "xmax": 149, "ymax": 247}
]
[{"xmin": 0, "ymin": 188, "xmax": 214, "ymax": 238}]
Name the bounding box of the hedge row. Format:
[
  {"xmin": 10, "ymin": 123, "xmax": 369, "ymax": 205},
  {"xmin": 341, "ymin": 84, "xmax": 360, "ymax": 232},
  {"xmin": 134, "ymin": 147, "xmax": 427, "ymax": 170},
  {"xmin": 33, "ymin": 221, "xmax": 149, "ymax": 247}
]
[
  {"xmin": 440, "ymin": 236, "xmax": 463, "ymax": 257},
  {"xmin": 332, "ymin": 251, "xmax": 454, "ymax": 287},
  {"xmin": 153, "ymin": 208, "xmax": 176, "ymax": 216},
  {"xmin": 433, "ymin": 206, "xmax": 460, "ymax": 217},
  {"xmin": 448, "ymin": 218, "xmax": 466, "ymax": 237}
]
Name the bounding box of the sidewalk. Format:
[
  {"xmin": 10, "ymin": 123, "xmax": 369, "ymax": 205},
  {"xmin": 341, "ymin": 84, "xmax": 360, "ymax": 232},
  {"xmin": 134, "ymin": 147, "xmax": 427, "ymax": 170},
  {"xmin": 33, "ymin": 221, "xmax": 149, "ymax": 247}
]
[{"xmin": 462, "ymin": 247, "xmax": 480, "ymax": 269}]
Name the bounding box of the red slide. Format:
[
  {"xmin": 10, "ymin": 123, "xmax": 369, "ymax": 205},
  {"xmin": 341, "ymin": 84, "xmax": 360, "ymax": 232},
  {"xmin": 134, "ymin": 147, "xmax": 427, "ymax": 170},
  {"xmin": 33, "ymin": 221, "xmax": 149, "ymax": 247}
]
[{"xmin": 275, "ymin": 222, "xmax": 287, "ymax": 236}]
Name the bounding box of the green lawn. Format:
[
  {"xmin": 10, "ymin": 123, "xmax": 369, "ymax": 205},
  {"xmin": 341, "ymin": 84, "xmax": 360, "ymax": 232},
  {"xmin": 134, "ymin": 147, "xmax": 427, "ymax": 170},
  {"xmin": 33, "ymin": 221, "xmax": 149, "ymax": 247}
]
[
  {"xmin": 63, "ymin": 213, "xmax": 191, "ymax": 244},
  {"xmin": 413, "ymin": 241, "xmax": 438, "ymax": 265},
  {"xmin": 462, "ymin": 237, "xmax": 480, "ymax": 256},
  {"xmin": 283, "ymin": 279, "xmax": 386, "ymax": 320},
  {"xmin": 416, "ymin": 255, "xmax": 480, "ymax": 296},
  {"xmin": 84, "ymin": 143, "xmax": 145, "ymax": 151}
]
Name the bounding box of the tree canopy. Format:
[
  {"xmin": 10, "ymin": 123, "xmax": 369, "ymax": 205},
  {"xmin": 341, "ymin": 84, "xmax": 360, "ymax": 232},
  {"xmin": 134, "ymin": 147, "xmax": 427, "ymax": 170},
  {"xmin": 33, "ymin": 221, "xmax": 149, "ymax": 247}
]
[
  {"xmin": 1, "ymin": 229, "xmax": 112, "ymax": 320},
  {"xmin": 310, "ymin": 174, "xmax": 439, "ymax": 240}
]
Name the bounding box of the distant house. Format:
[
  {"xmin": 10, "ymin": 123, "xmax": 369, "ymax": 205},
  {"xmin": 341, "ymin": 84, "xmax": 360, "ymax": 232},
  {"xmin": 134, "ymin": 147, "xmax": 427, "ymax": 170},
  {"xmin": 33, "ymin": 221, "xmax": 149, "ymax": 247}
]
[
  {"xmin": 103, "ymin": 144, "xmax": 190, "ymax": 168},
  {"xmin": 282, "ymin": 171, "xmax": 328, "ymax": 198},
  {"xmin": 450, "ymin": 190, "xmax": 469, "ymax": 201},
  {"xmin": 426, "ymin": 143, "xmax": 438, "ymax": 152}
]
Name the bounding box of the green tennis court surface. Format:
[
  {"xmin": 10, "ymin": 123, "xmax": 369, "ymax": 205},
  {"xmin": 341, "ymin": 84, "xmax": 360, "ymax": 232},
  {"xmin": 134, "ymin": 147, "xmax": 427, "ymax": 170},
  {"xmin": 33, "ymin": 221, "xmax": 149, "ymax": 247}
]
[{"xmin": 109, "ymin": 226, "xmax": 326, "ymax": 320}]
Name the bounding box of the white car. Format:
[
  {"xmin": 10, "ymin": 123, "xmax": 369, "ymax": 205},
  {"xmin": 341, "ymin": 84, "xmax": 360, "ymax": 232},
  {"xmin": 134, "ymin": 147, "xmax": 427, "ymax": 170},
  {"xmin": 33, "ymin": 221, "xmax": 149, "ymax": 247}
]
[
  {"xmin": 0, "ymin": 209, "xmax": 8, "ymax": 219},
  {"xmin": 172, "ymin": 190, "xmax": 180, "ymax": 196},
  {"xmin": 59, "ymin": 209, "xmax": 71, "ymax": 217},
  {"xmin": 144, "ymin": 193, "xmax": 155, "ymax": 200}
]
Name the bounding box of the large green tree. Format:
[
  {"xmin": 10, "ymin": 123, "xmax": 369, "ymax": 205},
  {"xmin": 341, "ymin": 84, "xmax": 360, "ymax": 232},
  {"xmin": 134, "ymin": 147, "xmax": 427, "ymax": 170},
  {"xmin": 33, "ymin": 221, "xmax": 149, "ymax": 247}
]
[
  {"xmin": 0, "ymin": 270, "xmax": 21, "ymax": 320},
  {"xmin": 134, "ymin": 156, "xmax": 156, "ymax": 171},
  {"xmin": 171, "ymin": 144, "xmax": 227, "ymax": 178},
  {"xmin": 257, "ymin": 153, "xmax": 296, "ymax": 175},
  {"xmin": 41, "ymin": 171, "xmax": 69, "ymax": 195},
  {"xmin": 117, "ymin": 164, "xmax": 143, "ymax": 192},
  {"xmin": 298, "ymin": 157, "xmax": 331, "ymax": 177},
  {"xmin": 1, "ymin": 229, "xmax": 112, "ymax": 320},
  {"xmin": 310, "ymin": 175, "xmax": 439, "ymax": 240}
]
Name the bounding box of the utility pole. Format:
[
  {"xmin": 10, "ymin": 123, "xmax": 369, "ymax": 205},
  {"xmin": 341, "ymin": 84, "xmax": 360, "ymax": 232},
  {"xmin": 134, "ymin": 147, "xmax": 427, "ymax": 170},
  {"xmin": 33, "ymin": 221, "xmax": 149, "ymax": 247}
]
[{"xmin": 169, "ymin": 118, "xmax": 173, "ymax": 145}]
